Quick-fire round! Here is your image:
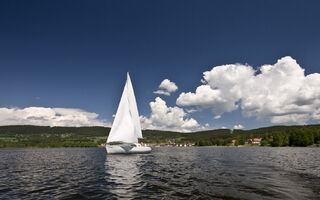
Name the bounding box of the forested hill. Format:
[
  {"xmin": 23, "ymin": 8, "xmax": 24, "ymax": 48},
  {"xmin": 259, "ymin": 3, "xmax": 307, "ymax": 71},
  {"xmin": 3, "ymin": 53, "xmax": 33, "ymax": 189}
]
[
  {"xmin": 0, "ymin": 126, "xmax": 109, "ymax": 136},
  {"xmin": 0, "ymin": 124, "xmax": 319, "ymax": 148}
]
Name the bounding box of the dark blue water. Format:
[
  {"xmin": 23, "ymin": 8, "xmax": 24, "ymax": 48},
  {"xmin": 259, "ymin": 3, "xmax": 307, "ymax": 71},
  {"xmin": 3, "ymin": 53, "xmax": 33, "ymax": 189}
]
[{"xmin": 0, "ymin": 147, "xmax": 319, "ymax": 199}]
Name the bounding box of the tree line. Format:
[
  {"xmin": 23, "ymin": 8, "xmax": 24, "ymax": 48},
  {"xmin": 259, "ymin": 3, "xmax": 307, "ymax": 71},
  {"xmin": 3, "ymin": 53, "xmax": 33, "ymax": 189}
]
[
  {"xmin": 0, "ymin": 125, "xmax": 319, "ymax": 148},
  {"xmin": 195, "ymin": 126, "xmax": 320, "ymax": 147}
]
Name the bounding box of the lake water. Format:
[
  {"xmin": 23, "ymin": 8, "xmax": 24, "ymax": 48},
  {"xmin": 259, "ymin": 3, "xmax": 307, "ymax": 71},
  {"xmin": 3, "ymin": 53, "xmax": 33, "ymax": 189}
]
[{"xmin": 0, "ymin": 147, "xmax": 319, "ymax": 199}]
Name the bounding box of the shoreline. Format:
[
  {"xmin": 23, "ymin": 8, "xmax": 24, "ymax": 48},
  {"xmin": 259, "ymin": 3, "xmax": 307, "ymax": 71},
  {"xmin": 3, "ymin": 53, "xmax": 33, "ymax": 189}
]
[{"xmin": 0, "ymin": 144, "xmax": 319, "ymax": 149}]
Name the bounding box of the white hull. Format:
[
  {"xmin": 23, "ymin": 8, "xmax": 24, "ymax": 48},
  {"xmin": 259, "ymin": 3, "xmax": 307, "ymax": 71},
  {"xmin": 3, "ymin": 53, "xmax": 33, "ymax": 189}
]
[{"xmin": 106, "ymin": 144, "xmax": 151, "ymax": 154}]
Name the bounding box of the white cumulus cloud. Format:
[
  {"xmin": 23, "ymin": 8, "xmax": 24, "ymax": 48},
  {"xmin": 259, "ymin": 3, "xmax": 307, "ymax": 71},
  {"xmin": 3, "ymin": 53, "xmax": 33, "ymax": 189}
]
[
  {"xmin": 153, "ymin": 79, "xmax": 178, "ymax": 96},
  {"xmin": 233, "ymin": 124, "xmax": 244, "ymax": 130},
  {"xmin": 177, "ymin": 56, "xmax": 320, "ymax": 124},
  {"xmin": 186, "ymin": 108, "xmax": 197, "ymax": 113},
  {"xmin": 0, "ymin": 107, "xmax": 110, "ymax": 127},
  {"xmin": 140, "ymin": 97, "xmax": 200, "ymax": 132}
]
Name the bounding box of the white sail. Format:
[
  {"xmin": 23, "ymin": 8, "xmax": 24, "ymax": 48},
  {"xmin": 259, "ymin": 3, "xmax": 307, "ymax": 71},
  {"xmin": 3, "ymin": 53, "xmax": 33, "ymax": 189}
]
[
  {"xmin": 126, "ymin": 74, "xmax": 143, "ymax": 139},
  {"xmin": 107, "ymin": 73, "xmax": 142, "ymax": 144}
]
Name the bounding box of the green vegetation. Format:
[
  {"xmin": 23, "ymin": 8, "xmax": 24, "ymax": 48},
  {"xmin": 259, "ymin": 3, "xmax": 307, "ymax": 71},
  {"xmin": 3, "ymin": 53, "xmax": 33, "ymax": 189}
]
[
  {"xmin": 195, "ymin": 125, "xmax": 320, "ymax": 147},
  {"xmin": 0, "ymin": 125, "xmax": 320, "ymax": 148},
  {"xmin": 142, "ymin": 129, "xmax": 232, "ymax": 144},
  {"xmin": 0, "ymin": 126, "xmax": 108, "ymax": 148}
]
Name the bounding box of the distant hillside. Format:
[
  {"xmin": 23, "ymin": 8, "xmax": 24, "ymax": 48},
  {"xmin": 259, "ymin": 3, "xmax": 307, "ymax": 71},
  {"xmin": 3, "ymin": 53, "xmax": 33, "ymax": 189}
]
[
  {"xmin": 0, "ymin": 125, "xmax": 109, "ymax": 136},
  {"xmin": 234, "ymin": 124, "xmax": 320, "ymax": 135},
  {"xmin": 0, "ymin": 124, "xmax": 319, "ymax": 147},
  {"xmin": 0, "ymin": 125, "xmax": 110, "ymax": 148},
  {"xmin": 141, "ymin": 129, "xmax": 231, "ymax": 143}
]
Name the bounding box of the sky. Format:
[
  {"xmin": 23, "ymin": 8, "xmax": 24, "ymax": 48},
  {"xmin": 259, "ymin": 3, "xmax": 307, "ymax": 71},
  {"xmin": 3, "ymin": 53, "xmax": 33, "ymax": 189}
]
[{"xmin": 1, "ymin": 0, "xmax": 320, "ymax": 131}]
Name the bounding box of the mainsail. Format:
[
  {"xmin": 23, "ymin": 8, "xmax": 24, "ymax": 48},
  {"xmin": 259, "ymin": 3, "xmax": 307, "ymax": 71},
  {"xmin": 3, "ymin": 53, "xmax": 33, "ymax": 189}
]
[{"xmin": 107, "ymin": 73, "xmax": 143, "ymax": 144}]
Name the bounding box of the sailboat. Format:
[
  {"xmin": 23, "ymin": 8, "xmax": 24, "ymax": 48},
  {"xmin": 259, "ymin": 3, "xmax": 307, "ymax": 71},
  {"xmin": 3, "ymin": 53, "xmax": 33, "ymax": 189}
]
[{"xmin": 106, "ymin": 73, "xmax": 151, "ymax": 154}]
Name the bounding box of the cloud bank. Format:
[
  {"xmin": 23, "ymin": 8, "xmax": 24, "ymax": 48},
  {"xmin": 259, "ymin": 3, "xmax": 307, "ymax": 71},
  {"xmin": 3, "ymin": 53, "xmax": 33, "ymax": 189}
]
[
  {"xmin": 153, "ymin": 79, "xmax": 178, "ymax": 96},
  {"xmin": 140, "ymin": 97, "xmax": 200, "ymax": 132},
  {"xmin": 233, "ymin": 124, "xmax": 244, "ymax": 130},
  {"xmin": 177, "ymin": 56, "xmax": 320, "ymax": 124},
  {"xmin": 0, "ymin": 107, "xmax": 109, "ymax": 127}
]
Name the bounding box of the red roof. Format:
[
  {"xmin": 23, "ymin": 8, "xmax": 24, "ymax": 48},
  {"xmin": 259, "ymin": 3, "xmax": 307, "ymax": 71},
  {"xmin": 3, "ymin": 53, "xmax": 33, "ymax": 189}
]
[{"xmin": 249, "ymin": 138, "xmax": 262, "ymax": 142}]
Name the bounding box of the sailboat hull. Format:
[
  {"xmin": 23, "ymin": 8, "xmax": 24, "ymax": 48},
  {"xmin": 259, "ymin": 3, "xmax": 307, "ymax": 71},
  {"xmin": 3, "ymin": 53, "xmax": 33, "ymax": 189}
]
[{"xmin": 106, "ymin": 144, "xmax": 151, "ymax": 154}]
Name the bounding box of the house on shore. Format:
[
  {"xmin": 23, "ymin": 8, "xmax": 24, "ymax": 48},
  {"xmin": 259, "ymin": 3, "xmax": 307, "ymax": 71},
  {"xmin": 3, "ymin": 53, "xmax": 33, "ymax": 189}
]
[{"xmin": 248, "ymin": 138, "xmax": 262, "ymax": 145}]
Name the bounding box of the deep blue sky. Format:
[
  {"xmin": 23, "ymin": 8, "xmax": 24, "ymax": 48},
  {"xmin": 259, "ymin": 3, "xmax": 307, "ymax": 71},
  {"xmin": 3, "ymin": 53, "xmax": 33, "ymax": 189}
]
[{"xmin": 1, "ymin": 0, "xmax": 320, "ymax": 129}]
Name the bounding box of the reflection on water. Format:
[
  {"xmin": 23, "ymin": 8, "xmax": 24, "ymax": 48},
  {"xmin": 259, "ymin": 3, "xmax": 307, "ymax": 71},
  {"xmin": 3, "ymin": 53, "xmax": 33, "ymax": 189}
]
[
  {"xmin": 0, "ymin": 147, "xmax": 320, "ymax": 199},
  {"xmin": 105, "ymin": 154, "xmax": 142, "ymax": 198}
]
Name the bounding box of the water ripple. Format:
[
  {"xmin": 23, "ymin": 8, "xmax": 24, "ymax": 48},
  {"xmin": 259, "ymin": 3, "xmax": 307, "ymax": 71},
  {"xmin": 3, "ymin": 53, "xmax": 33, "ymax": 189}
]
[{"xmin": 0, "ymin": 147, "xmax": 319, "ymax": 199}]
